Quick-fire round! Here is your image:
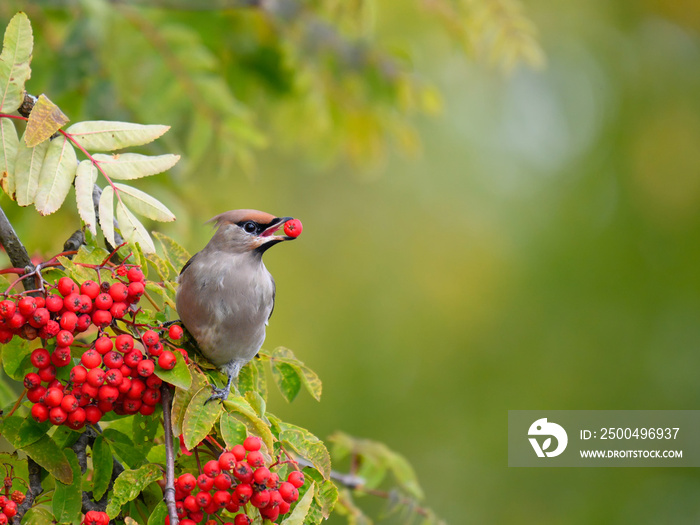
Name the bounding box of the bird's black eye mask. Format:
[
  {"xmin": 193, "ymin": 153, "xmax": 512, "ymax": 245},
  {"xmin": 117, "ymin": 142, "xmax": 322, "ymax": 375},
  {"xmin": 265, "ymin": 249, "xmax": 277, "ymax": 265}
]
[{"xmin": 237, "ymin": 220, "xmax": 266, "ymax": 235}]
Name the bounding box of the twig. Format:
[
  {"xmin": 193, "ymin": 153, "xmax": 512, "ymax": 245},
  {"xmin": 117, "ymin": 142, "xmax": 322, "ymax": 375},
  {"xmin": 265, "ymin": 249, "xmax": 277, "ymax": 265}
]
[
  {"xmin": 0, "ymin": 206, "xmax": 33, "ymax": 271},
  {"xmin": 13, "ymin": 458, "xmax": 42, "ymax": 524},
  {"xmin": 161, "ymin": 384, "xmax": 179, "ymax": 525}
]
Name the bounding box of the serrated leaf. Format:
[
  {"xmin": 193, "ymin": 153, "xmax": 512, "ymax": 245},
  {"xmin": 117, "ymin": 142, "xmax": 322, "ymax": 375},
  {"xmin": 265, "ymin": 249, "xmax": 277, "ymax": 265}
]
[
  {"xmin": 65, "ymin": 121, "xmax": 170, "ymax": 152},
  {"xmin": 223, "ymin": 395, "xmax": 274, "ymax": 454},
  {"xmin": 238, "ymin": 357, "xmax": 268, "ymax": 402},
  {"xmin": 145, "ymin": 253, "xmax": 173, "ymax": 280},
  {"xmin": 113, "ymin": 182, "xmax": 175, "ymax": 222},
  {"xmin": 14, "ymin": 418, "xmax": 50, "ymax": 448},
  {"xmin": 0, "ymin": 117, "xmax": 19, "ymax": 198},
  {"xmin": 53, "ymin": 449, "xmax": 82, "ymax": 524},
  {"xmin": 281, "ymin": 481, "xmax": 315, "ymax": 525},
  {"xmin": 116, "ymin": 200, "xmax": 156, "ymax": 253},
  {"xmin": 75, "ymin": 160, "xmax": 98, "ymax": 234},
  {"xmin": 93, "ymin": 152, "xmax": 179, "ymax": 180},
  {"xmin": 24, "ymin": 94, "xmax": 69, "ymax": 147},
  {"xmin": 0, "ymin": 12, "xmax": 33, "ymax": 113},
  {"xmin": 279, "ymin": 423, "xmax": 331, "ymax": 479},
  {"xmin": 92, "ymin": 436, "xmax": 113, "ymax": 500},
  {"xmin": 182, "ymin": 387, "xmax": 223, "ymax": 450},
  {"xmin": 34, "ymin": 135, "xmax": 77, "ymax": 215},
  {"xmin": 147, "ymin": 501, "xmax": 168, "ymax": 525},
  {"xmin": 153, "ymin": 231, "xmax": 191, "ymax": 270},
  {"xmin": 22, "ymin": 435, "xmax": 73, "ymax": 484},
  {"xmin": 145, "ymin": 280, "xmax": 176, "ymax": 308},
  {"xmin": 172, "ymin": 368, "xmax": 208, "ymax": 437},
  {"xmin": 1, "ymin": 336, "xmax": 31, "ymax": 380},
  {"xmin": 154, "ymin": 351, "xmax": 191, "ymax": 389},
  {"xmin": 105, "ymin": 463, "xmax": 162, "ymax": 518},
  {"xmin": 15, "ymin": 131, "xmax": 49, "ymax": 206},
  {"xmin": 21, "ymin": 507, "xmax": 55, "ymax": 524},
  {"xmin": 219, "ymin": 412, "xmax": 247, "ymax": 449},
  {"xmin": 314, "ymin": 478, "xmax": 339, "ymax": 520},
  {"xmin": 271, "ymin": 361, "xmax": 302, "ymax": 403},
  {"xmin": 103, "ymin": 428, "xmax": 148, "ymax": 468},
  {"xmin": 98, "ymin": 184, "xmax": 116, "ymax": 247}
]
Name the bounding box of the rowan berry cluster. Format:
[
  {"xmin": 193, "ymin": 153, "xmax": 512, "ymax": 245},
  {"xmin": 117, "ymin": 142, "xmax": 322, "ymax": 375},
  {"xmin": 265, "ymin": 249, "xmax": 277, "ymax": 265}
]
[
  {"xmin": 170, "ymin": 436, "xmax": 305, "ymax": 524},
  {"xmin": 0, "ymin": 491, "xmax": 24, "ymax": 523},
  {"xmin": 82, "ymin": 510, "xmax": 109, "ymax": 525},
  {"xmin": 0, "ymin": 259, "xmax": 186, "ymax": 428}
]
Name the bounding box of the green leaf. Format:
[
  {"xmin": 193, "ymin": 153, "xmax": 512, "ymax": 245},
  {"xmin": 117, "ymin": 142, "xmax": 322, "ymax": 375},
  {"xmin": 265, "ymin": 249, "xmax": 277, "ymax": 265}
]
[
  {"xmin": 15, "ymin": 131, "xmax": 49, "ymax": 206},
  {"xmin": 182, "ymin": 387, "xmax": 223, "ymax": 450},
  {"xmin": 112, "ymin": 182, "xmax": 175, "ymax": 222},
  {"xmin": 65, "ymin": 121, "xmax": 170, "ymax": 152},
  {"xmin": 34, "ymin": 135, "xmax": 77, "ymax": 215},
  {"xmin": 154, "ymin": 351, "xmax": 191, "ymax": 389},
  {"xmin": 105, "ymin": 463, "xmax": 162, "ymax": 519},
  {"xmin": 21, "ymin": 507, "xmax": 55, "ymax": 525},
  {"xmin": 1, "ymin": 336, "xmax": 31, "ymax": 380},
  {"xmin": 271, "ymin": 361, "xmax": 302, "ymax": 403},
  {"xmin": 0, "ymin": 117, "xmax": 19, "ymax": 198},
  {"xmin": 219, "ymin": 411, "xmax": 247, "ymax": 449},
  {"xmin": 152, "ymin": 231, "xmax": 191, "ymax": 270},
  {"xmin": 171, "ymin": 368, "xmax": 208, "ymax": 437},
  {"xmin": 279, "ymin": 423, "xmax": 331, "ymax": 479},
  {"xmin": 53, "ymin": 448, "xmax": 82, "ymax": 524},
  {"xmin": 0, "ymin": 12, "xmax": 33, "ymax": 113},
  {"xmin": 98, "ymin": 184, "xmax": 115, "ymax": 247},
  {"xmin": 91, "ymin": 435, "xmax": 113, "ymax": 501},
  {"xmin": 103, "ymin": 428, "xmax": 148, "ymax": 468},
  {"xmin": 223, "ymin": 395, "xmax": 274, "ymax": 454},
  {"xmin": 147, "ymin": 501, "xmax": 168, "ymax": 525},
  {"xmin": 132, "ymin": 412, "xmax": 160, "ymax": 456},
  {"xmin": 14, "ymin": 418, "xmax": 50, "ymax": 448},
  {"xmin": 93, "ymin": 152, "xmax": 180, "ymax": 180},
  {"xmin": 75, "ymin": 160, "xmax": 98, "ymax": 235},
  {"xmin": 116, "ymin": 200, "xmax": 156, "ymax": 253},
  {"xmin": 238, "ymin": 357, "xmax": 268, "ymax": 402},
  {"xmin": 24, "ymin": 94, "xmax": 69, "ymax": 147},
  {"xmin": 22, "ymin": 435, "xmax": 73, "ymax": 484},
  {"xmin": 281, "ymin": 481, "xmax": 315, "ymax": 525},
  {"xmin": 314, "ymin": 478, "xmax": 339, "ymax": 520},
  {"xmin": 145, "ymin": 253, "xmax": 173, "ymax": 281}
]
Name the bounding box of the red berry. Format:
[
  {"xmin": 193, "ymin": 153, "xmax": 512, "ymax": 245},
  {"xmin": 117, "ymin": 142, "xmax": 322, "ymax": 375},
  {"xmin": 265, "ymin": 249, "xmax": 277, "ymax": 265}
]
[
  {"xmin": 76, "ymin": 314, "xmax": 92, "ymax": 332},
  {"xmin": 51, "ymin": 347, "xmax": 72, "ymax": 367},
  {"xmin": 233, "ymin": 462, "xmax": 253, "ymax": 483},
  {"xmin": 283, "ymin": 218, "xmax": 303, "ymax": 238},
  {"xmin": 123, "ymin": 398, "xmax": 142, "ymax": 413},
  {"xmin": 287, "ymin": 470, "xmax": 305, "ymax": 488},
  {"xmin": 81, "ymin": 382, "xmax": 99, "ymax": 399},
  {"xmin": 204, "ymin": 459, "xmax": 221, "ymax": 478},
  {"xmin": 168, "ymin": 324, "xmax": 183, "ymax": 340},
  {"xmin": 213, "ymin": 489, "xmax": 231, "ymax": 507},
  {"xmin": 63, "ymin": 293, "xmax": 81, "ymax": 313},
  {"xmin": 70, "ymin": 365, "xmax": 88, "ymax": 384},
  {"xmin": 177, "ymin": 473, "xmax": 197, "ymax": 493},
  {"xmin": 39, "ymin": 319, "xmax": 60, "ymax": 339},
  {"xmin": 105, "ymin": 369, "xmax": 124, "ymax": 386},
  {"xmin": 0, "ymin": 513, "xmax": 7, "ymax": 524},
  {"xmin": 117, "ymin": 376, "xmax": 132, "ymax": 394},
  {"xmin": 196, "ymin": 474, "xmax": 214, "ymax": 492},
  {"xmin": 246, "ymin": 450, "xmax": 264, "ymax": 467},
  {"xmin": 233, "ymin": 515, "xmax": 251, "ymax": 525},
  {"xmin": 92, "ymin": 309, "xmax": 112, "ymax": 328},
  {"xmin": 49, "ymin": 406, "xmax": 68, "ymax": 425},
  {"xmin": 85, "ymin": 406, "xmax": 103, "ymax": 425},
  {"xmin": 81, "ymin": 349, "xmax": 102, "ymax": 369},
  {"xmin": 45, "ymin": 294, "xmax": 63, "ymax": 312},
  {"xmin": 158, "ymin": 350, "xmax": 176, "ymax": 370},
  {"xmin": 94, "ymin": 293, "xmax": 113, "ymax": 310},
  {"xmin": 127, "ymin": 267, "xmax": 144, "ymax": 282},
  {"xmin": 57, "ymin": 277, "xmax": 77, "ymax": 297},
  {"xmin": 146, "ymin": 375, "xmax": 162, "ymax": 389},
  {"xmin": 232, "ymin": 444, "xmax": 246, "ymax": 461},
  {"xmin": 27, "ymin": 386, "xmax": 46, "ymax": 403},
  {"xmin": 213, "ymin": 472, "xmax": 232, "ymax": 490},
  {"xmin": 183, "ymin": 495, "xmax": 200, "ymax": 512},
  {"xmin": 266, "ymin": 472, "xmax": 279, "ymax": 489},
  {"xmin": 7, "ymin": 312, "xmax": 25, "ymax": 329},
  {"xmin": 136, "ymin": 359, "xmax": 154, "ymax": 377},
  {"xmin": 243, "ymin": 435, "xmax": 262, "ymax": 452},
  {"xmin": 124, "ymin": 349, "xmax": 143, "ymax": 368},
  {"xmin": 37, "ymin": 365, "xmax": 57, "ymax": 383},
  {"xmin": 115, "ymin": 334, "xmax": 134, "ymax": 353},
  {"xmin": 2, "ymin": 501, "xmax": 16, "ymax": 518},
  {"xmin": 109, "ymin": 283, "xmax": 128, "ymax": 302},
  {"xmin": 195, "ymin": 491, "xmax": 212, "ymax": 508},
  {"xmin": 44, "ymin": 387, "xmax": 64, "ymax": 407},
  {"xmin": 219, "ymin": 452, "xmax": 236, "ymax": 471},
  {"xmin": 250, "ymin": 489, "xmax": 270, "ymax": 508},
  {"xmin": 67, "ymin": 407, "xmax": 86, "ymax": 429},
  {"xmin": 278, "ymin": 481, "xmax": 299, "ymax": 503},
  {"xmin": 95, "ymin": 336, "xmax": 113, "ymax": 355},
  {"xmin": 30, "ymin": 403, "xmax": 49, "ymax": 423},
  {"xmin": 278, "ymin": 500, "xmax": 291, "ymax": 514},
  {"xmin": 28, "ymin": 308, "xmax": 50, "ymax": 328},
  {"xmin": 59, "ymin": 312, "xmax": 78, "ymax": 332},
  {"xmin": 142, "ymin": 330, "xmax": 159, "ymax": 346},
  {"xmin": 23, "ymin": 372, "xmax": 41, "ymax": 389},
  {"xmin": 98, "ymin": 385, "xmax": 120, "ymax": 403},
  {"xmin": 146, "ymin": 342, "xmax": 163, "ymax": 357},
  {"xmin": 87, "ymin": 368, "xmax": 106, "ymax": 388},
  {"xmin": 18, "ymin": 296, "xmax": 37, "ymax": 316},
  {"xmin": 142, "ymin": 388, "xmax": 161, "ymax": 405},
  {"xmin": 56, "ymin": 330, "xmax": 74, "ymax": 346},
  {"xmin": 126, "ymin": 378, "xmax": 146, "ymax": 399},
  {"xmin": 232, "ymin": 483, "xmax": 253, "ymax": 504},
  {"xmin": 0, "ymin": 300, "xmax": 16, "ymax": 318},
  {"xmin": 139, "ymin": 403, "xmax": 155, "ymax": 415},
  {"xmin": 225, "ymin": 501, "xmax": 241, "ymax": 513},
  {"xmin": 127, "ymin": 281, "xmax": 145, "ymax": 301},
  {"xmin": 60, "ymin": 394, "xmax": 79, "ymax": 413},
  {"xmin": 103, "ymin": 351, "xmax": 124, "ymax": 369},
  {"xmin": 253, "ymin": 467, "xmax": 270, "ymax": 485},
  {"xmin": 77, "ymin": 294, "xmax": 93, "ymax": 314},
  {"xmin": 80, "ymin": 280, "xmax": 100, "ymax": 299},
  {"xmin": 109, "ymin": 302, "xmax": 127, "ymax": 319}
]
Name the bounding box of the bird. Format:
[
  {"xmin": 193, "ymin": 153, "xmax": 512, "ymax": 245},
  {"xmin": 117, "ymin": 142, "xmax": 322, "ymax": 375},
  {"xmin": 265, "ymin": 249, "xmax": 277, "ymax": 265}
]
[{"xmin": 176, "ymin": 209, "xmax": 298, "ymax": 402}]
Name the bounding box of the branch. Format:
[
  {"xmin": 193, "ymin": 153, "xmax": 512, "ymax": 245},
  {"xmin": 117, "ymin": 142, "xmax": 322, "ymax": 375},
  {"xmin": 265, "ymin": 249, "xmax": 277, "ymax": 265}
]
[
  {"xmin": 13, "ymin": 457, "xmax": 42, "ymax": 525},
  {"xmin": 0, "ymin": 206, "xmax": 33, "ymax": 270},
  {"xmin": 161, "ymin": 384, "xmax": 179, "ymax": 525}
]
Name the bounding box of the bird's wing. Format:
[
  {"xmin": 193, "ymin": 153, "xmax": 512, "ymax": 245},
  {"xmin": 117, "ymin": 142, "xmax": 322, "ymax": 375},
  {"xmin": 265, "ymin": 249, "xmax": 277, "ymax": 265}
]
[
  {"xmin": 268, "ymin": 277, "xmax": 276, "ymax": 322},
  {"xmin": 179, "ymin": 252, "xmax": 198, "ymax": 277}
]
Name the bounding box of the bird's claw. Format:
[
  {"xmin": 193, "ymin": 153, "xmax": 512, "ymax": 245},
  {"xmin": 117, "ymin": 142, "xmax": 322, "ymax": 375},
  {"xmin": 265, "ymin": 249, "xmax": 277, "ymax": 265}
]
[{"xmin": 205, "ymin": 386, "xmax": 230, "ymax": 404}]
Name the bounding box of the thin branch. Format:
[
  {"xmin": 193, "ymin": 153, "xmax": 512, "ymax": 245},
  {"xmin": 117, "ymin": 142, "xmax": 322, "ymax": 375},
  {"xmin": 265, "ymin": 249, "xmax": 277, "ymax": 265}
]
[
  {"xmin": 161, "ymin": 384, "xmax": 179, "ymax": 525},
  {"xmin": 13, "ymin": 458, "xmax": 42, "ymax": 524},
  {"xmin": 0, "ymin": 205, "xmax": 33, "ymax": 270}
]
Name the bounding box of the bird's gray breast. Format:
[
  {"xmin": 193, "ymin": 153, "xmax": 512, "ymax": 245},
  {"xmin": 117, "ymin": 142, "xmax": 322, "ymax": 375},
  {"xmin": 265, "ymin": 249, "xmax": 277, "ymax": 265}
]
[{"xmin": 176, "ymin": 252, "xmax": 275, "ymax": 366}]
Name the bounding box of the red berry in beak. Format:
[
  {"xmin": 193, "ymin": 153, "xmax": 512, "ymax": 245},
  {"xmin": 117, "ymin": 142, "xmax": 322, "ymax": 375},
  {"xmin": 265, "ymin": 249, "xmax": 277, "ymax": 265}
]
[{"xmin": 283, "ymin": 219, "xmax": 303, "ymax": 238}]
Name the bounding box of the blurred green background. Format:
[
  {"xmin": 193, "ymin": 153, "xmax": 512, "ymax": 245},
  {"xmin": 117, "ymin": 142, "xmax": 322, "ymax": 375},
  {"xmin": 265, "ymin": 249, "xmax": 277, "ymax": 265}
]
[{"xmin": 3, "ymin": 0, "xmax": 700, "ymax": 523}]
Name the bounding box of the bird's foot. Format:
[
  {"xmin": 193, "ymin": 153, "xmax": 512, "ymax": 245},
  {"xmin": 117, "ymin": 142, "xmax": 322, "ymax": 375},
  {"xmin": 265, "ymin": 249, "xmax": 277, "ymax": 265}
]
[{"xmin": 205, "ymin": 386, "xmax": 230, "ymax": 404}]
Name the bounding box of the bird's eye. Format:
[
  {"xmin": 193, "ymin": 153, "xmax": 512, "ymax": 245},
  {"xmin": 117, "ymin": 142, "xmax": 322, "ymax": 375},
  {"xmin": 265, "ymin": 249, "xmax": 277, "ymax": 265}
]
[{"xmin": 243, "ymin": 221, "xmax": 257, "ymax": 234}]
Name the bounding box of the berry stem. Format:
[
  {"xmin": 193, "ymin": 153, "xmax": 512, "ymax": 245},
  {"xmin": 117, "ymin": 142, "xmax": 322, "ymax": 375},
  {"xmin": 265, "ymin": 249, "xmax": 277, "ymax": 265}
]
[{"xmin": 160, "ymin": 384, "xmax": 179, "ymax": 525}]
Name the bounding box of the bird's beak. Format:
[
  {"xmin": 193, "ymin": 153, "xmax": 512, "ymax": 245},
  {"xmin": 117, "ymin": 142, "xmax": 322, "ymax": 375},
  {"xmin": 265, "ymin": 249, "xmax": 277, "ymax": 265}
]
[{"xmin": 260, "ymin": 217, "xmax": 295, "ymax": 241}]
